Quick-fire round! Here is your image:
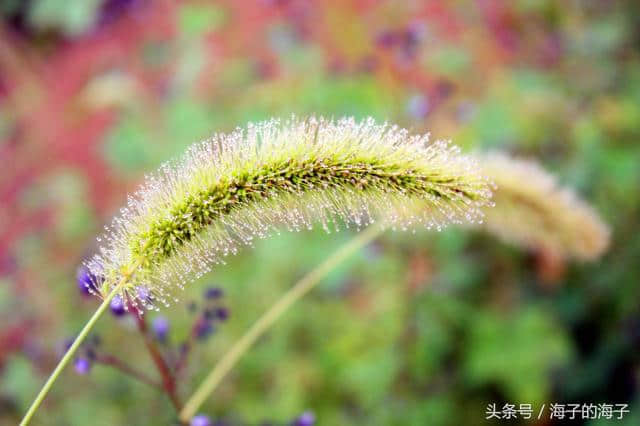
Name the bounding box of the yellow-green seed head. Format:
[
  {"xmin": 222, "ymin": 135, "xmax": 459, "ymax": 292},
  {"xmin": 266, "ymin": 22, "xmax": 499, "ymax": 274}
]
[{"xmin": 85, "ymin": 117, "xmax": 493, "ymax": 310}]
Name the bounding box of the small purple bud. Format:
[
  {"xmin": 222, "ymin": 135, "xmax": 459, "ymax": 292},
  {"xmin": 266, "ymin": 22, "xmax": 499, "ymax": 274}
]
[
  {"xmin": 152, "ymin": 316, "xmax": 170, "ymax": 342},
  {"xmin": 74, "ymin": 357, "xmax": 91, "ymax": 375},
  {"xmin": 215, "ymin": 307, "xmax": 230, "ymax": 321},
  {"xmin": 136, "ymin": 286, "xmax": 151, "ymax": 302},
  {"xmin": 76, "ymin": 266, "xmax": 100, "ymax": 296},
  {"xmin": 399, "ymin": 21, "xmax": 426, "ymax": 60},
  {"xmin": 190, "ymin": 414, "xmax": 212, "ymax": 426},
  {"xmin": 62, "ymin": 338, "xmax": 74, "ymax": 353},
  {"xmin": 375, "ymin": 30, "xmax": 399, "ymax": 48},
  {"xmin": 293, "ymin": 411, "xmax": 315, "ymax": 426},
  {"xmin": 403, "ymin": 22, "xmax": 424, "ymax": 47},
  {"xmin": 194, "ymin": 318, "xmax": 214, "ymax": 340},
  {"xmin": 204, "ymin": 287, "xmax": 223, "ymax": 299},
  {"xmin": 110, "ymin": 295, "xmax": 126, "ymax": 316},
  {"xmin": 86, "ymin": 347, "xmax": 97, "ymax": 361},
  {"xmin": 406, "ymin": 93, "xmax": 430, "ymax": 120},
  {"xmin": 58, "ymin": 338, "xmax": 74, "ymax": 359}
]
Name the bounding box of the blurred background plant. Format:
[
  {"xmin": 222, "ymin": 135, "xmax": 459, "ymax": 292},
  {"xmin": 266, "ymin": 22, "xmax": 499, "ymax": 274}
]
[{"xmin": 0, "ymin": 1, "xmax": 639, "ymax": 425}]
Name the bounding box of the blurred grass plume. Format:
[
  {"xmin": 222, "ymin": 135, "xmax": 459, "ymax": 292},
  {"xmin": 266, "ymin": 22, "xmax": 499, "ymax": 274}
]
[{"xmin": 479, "ymin": 152, "xmax": 609, "ymax": 260}]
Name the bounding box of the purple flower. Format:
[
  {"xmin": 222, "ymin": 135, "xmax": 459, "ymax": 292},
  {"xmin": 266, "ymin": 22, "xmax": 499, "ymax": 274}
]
[
  {"xmin": 190, "ymin": 414, "xmax": 212, "ymax": 426},
  {"xmin": 399, "ymin": 21, "xmax": 426, "ymax": 60},
  {"xmin": 110, "ymin": 295, "xmax": 127, "ymax": 316},
  {"xmin": 74, "ymin": 357, "xmax": 91, "ymax": 375},
  {"xmin": 293, "ymin": 411, "xmax": 315, "ymax": 426},
  {"xmin": 406, "ymin": 93, "xmax": 430, "ymax": 120},
  {"xmin": 204, "ymin": 307, "xmax": 230, "ymax": 322},
  {"xmin": 215, "ymin": 307, "xmax": 230, "ymax": 321},
  {"xmin": 86, "ymin": 347, "xmax": 97, "ymax": 361},
  {"xmin": 152, "ymin": 316, "xmax": 170, "ymax": 342},
  {"xmin": 61, "ymin": 338, "xmax": 74, "ymax": 355},
  {"xmin": 194, "ymin": 318, "xmax": 215, "ymax": 340},
  {"xmin": 375, "ymin": 30, "xmax": 399, "ymax": 48},
  {"xmin": 98, "ymin": 0, "xmax": 142, "ymax": 27},
  {"xmin": 204, "ymin": 287, "xmax": 223, "ymax": 299},
  {"xmin": 404, "ymin": 21, "xmax": 426, "ymax": 46},
  {"xmin": 76, "ymin": 266, "xmax": 100, "ymax": 296},
  {"xmin": 136, "ymin": 286, "xmax": 151, "ymax": 302}
]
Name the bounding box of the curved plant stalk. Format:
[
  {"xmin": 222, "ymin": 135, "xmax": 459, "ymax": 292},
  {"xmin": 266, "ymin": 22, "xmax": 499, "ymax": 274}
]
[
  {"xmin": 92, "ymin": 353, "xmax": 161, "ymax": 390},
  {"xmin": 179, "ymin": 222, "xmax": 386, "ymax": 422},
  {"xmin": 20, "ymin": 279, "xmax": 126, "ymax": 426}
]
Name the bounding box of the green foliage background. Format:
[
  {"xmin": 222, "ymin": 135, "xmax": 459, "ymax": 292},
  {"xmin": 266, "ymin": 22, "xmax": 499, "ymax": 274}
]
[{"xmin": 0, "ymin": 1, "xmax": 639, "ymax": 425}]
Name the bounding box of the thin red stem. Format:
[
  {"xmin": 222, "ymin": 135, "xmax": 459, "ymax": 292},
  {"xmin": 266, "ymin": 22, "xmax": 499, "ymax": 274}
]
[
  {"xmin": 174, "ymin": 320, "xmax": 200, "ymax": 378},
  {"xmin": 94, "ymin": 353, "xmax": 162, "ymax": 390},
  {"xmin": 132, "ymin": 308, "xmax": 182, "ymax": 412}
]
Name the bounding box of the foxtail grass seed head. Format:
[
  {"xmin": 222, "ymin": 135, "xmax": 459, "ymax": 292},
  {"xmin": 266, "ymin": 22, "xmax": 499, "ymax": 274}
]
[
  {"xmin": 85, "ymin": 117, "xmax": 493, "ymax": 311},
  {"xmin": 479, "ymin": 152, "xmax": 610, "ymax": 261}
]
